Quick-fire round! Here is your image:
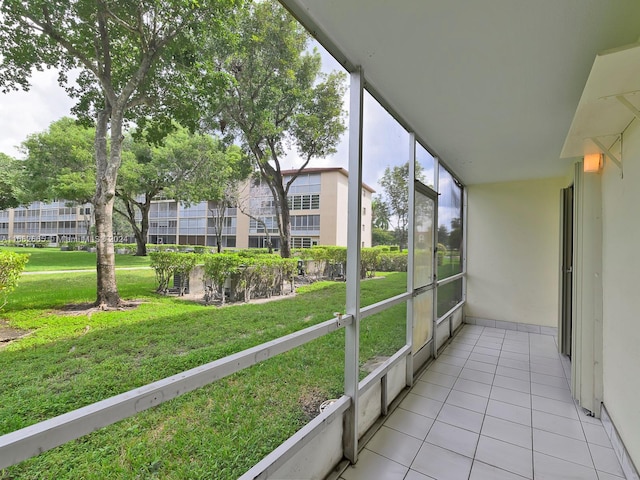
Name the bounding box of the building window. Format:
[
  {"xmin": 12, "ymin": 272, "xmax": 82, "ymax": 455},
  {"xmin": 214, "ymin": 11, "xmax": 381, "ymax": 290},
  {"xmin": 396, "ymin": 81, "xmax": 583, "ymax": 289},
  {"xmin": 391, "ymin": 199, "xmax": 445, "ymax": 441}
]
[
  {"xmin": 249, "ymin": 216, "xmax": 278, "ymax": 234},
  {"xmin": 290, "ymin": 214, "xmax": 320, "ymax": 232},
  {"xmin": 284, "ymin": 173, "xmax": 321, "ymax": 195},
  {"xmin": 288, "ymin": 193, "xmax": 320, "ymax": 210},
  {"xmin": 290, "ymin": 237, "xmax": 317, "ymax": 248}
]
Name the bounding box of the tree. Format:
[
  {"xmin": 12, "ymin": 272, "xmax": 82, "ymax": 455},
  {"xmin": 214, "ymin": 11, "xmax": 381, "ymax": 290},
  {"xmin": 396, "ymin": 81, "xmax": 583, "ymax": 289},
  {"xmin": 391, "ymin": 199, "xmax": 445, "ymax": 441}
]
[
  {"xmin": 1, "ymin": 0, "xmax": 237, "ymax": 308},
  {"xmin": 235, "ymin": 176, "xmax": 277, "ymax": 253},
  {"xmin": 204, "ymin": 1, "xmax": 347, "ymax": 258},
  {"xmin": 448, "ymin": 217, "xmax": 463, "ymax": 251},
  {"xmin": 437, "ymin": 224, "xmax": 450, "ymax": 248},
  {"xmin": 372, "ymin": 228, "xmax": 396, "ymax": 246},
  {"xmin": 378, "ymin": 162, "xmax": 423, "ymax": 251},
  {"xmin": 371, "ymin": 195, "xmax": 391, "ymax": 230},
  {"xmin": 20, "ymin": 117, "xmax": 95, "ymax": 206},
  {"xmin": 0, "ymin": 153, "xmax": 22, "ymax": 210},
  {"xmin": 20, "ymin": 117, "xmax": 96, "ymax": 240},
  {"xmin": 116, "ymin": 128, "xmax": 245, "ymax": 256},
  {"xmin": 168, "ymin": 140, "xmax": 251, "ymax": 253}
]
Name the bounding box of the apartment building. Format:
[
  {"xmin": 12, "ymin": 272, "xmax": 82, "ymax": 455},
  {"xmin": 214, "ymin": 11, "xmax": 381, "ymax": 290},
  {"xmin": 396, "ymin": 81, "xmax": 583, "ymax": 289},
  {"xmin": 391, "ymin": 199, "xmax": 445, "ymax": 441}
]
[
  {"xmin": 148, "ymin": 167, "xmax": 373, "ymax": 249},
  {"xmin": 0, "ymin": 200, "xmax": 92, "ymax": 243},
  {"xmin": 1, "ymin": 167, "xmax": 374, "ymax": 249}
]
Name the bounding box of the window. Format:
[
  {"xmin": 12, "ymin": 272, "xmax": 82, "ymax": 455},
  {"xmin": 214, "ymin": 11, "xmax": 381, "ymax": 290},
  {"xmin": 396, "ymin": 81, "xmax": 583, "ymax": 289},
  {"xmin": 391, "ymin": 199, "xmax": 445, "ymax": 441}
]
[
  {"xmin": 290, "ymin": 215, "xmax": 320, "ymax": 232},
  {"xmin": 290, "ymin": 237, "xmax": 317, "ymax": 248},
  {"xmin": 249, "ymin": 216, "xmax": 278, "ymax": 234},
  {"xmin": 285, "ymin": 173, "xmax": 321, "ymax": 194},
  {"xmin": 437, "ymin": 166, "xmax": 463, "ymax": 280},
  {"xmin": 151, "ymin": 201, "xmax": 178, "ymax": 218},
  {"xmin": 287, "ymin": 194, "xmax": 320, "ymax": 210},
  {"xmin": 179, "ymin": 202, "xmax": 207, "ymax": 217}
]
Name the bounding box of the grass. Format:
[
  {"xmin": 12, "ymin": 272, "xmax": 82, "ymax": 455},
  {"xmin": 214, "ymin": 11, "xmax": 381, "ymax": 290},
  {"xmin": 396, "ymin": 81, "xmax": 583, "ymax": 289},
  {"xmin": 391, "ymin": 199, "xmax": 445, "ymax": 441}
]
[
  {"xmin": 437, "ymin": 257, "xmax": 463, "ymax": 317},
  {"xmin": 0, "ymin": 268, "xmax": 408, "ymax": 479},
  {"xmin": 0, "ymin": 247, "xmax": 150, "ymax": 271}
]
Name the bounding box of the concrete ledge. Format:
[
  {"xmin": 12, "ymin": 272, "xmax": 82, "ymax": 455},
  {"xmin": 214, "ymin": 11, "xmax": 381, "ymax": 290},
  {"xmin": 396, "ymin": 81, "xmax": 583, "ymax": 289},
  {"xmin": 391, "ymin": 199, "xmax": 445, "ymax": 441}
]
[
  {"xmin": 464, "ymin": 316, "xmax": 558, "ymax": 336},
  {"xmin": 601, "ymin": 404, "xmax": 640, "ymax": 480}
]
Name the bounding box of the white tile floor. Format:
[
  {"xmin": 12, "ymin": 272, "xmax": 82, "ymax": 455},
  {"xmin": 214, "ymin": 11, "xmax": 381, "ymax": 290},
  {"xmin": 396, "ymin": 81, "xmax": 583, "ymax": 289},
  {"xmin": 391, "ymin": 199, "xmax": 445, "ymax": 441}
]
[{"xmin": 340, "ymin": 324, "xmax": 627, "ymax": 480}]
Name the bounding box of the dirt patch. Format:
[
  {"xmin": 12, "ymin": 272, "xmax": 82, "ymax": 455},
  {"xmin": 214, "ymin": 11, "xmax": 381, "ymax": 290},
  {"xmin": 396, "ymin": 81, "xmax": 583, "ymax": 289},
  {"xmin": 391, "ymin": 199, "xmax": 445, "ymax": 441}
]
[
  {"xmin": 298, "ymin": 387, "xmax": 331, "ymax": 421},
  {"xmin": 0, "ymin": 319, "xmax": 31, "ymax": 346},
  {"xmin": 56, "ymin": 300, "xmax": 144, "ymax": 317},
  {"xmin": 175, "ymin": 290, "xmax": 297, "ymax": 307},
  {"xmin": 361, "ymin": 355, "xmax": 390, "ymax": 373}
]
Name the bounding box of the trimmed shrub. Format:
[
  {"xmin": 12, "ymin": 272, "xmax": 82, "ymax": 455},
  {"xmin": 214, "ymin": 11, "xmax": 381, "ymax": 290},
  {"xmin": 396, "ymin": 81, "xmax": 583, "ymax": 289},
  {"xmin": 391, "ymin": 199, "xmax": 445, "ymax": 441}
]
[
  {"xmin": 378, "ymin": 252, "xmax": 408, "ymax": 272},
  {"xmin": 437, "ymin": 243, "xmax": 447, "ymax": 265},
  {"xmin": 202, "ymin": 253, "xmax": 297, "ymax": 304},
  {"xmin": 149, "ymin": 252, "xmax": 199, "ymax": 295},
  {"xmin": 361, "ymin": 248, "xmax": 380, "ymax": 278},
  {"xmin": 0, "ymin": 251, "xmax": 29, "ymax": 309}
]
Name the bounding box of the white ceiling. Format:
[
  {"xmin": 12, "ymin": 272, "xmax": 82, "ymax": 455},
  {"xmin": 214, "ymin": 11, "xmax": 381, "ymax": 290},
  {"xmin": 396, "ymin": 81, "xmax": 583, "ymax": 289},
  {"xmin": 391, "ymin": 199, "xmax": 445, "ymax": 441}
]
[{"xmin": 279, "ymin": 0, "xmax": 640, "ymax": 184}]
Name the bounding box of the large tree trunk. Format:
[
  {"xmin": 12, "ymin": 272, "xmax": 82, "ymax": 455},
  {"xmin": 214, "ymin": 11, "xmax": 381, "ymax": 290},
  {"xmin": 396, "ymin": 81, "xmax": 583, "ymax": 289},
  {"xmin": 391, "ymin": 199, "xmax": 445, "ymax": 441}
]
[
  {"xmin": 135, "ymin": 198, "xmax": 150, "ymax": 256},
  {"xmin": 116, "ymin": 195, "xmax": 150, "ymax": 256},
  {"xmin": 93, "ymin": 107, "xmax": 123, "ymax": 308},
  {"xmin": 275, "ymin": 183, "xmax": 291, "ymax": 258},
  {"xmin": 134, "ymin": 228, "xmax": 147, "ymax": 256}
]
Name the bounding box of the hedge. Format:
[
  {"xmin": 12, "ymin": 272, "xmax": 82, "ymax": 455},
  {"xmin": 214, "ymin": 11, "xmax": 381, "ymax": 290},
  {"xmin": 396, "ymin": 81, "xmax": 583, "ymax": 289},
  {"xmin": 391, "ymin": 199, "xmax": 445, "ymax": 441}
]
[
  {"xmin": 202, "ymin": 253, "xmax": 297, "ymax": 305},
  {"xmin": 149, "ymin": 246, "xmax": 410, "ymax": 304}
]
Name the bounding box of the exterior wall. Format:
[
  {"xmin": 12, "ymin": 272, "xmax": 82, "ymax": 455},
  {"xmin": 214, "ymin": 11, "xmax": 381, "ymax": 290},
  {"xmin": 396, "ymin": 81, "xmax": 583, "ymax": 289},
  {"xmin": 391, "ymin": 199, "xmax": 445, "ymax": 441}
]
[
  {"xmin": 361, "ymin": 188, "xmax": 372, "ymax": 248},
  {"xmin": 465, "ymin": 177, "xmax": 565, "ymax": 327},
  {"xmin": 235, "ymin": 188, "xmax": 250, "ymax": 249},
  {"xmin": 319, "ymin": 170, "xmax": 343, "ymax": 245},
  {"xmin": 600, "ymin": 118, "xmax": 640, "ymax": 469},
  {"xmin": 0, "ymin": 169, "xmax": 374, "ymax": 249},
  {"xmin": 317, "ymin": 170, "xmax": 372, "ymax": 248}
]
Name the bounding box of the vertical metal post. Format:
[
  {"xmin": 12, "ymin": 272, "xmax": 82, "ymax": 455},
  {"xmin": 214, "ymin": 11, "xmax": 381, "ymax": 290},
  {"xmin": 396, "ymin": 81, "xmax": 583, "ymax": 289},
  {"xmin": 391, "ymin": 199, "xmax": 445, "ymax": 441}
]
[
  {"xmin": 406, "ymin": 133, "xmax": 416, "ymax": 387},
  {"xmin": 344, "ymin": 68, "xmax": 363, "ymax": 464},
  {"xmin": 462, "ymin": 186, "xmax": 468, "ymax": 305},
  {"xmin": 432, "ymin": 157, "xmax": 440, "ymax": 358}
]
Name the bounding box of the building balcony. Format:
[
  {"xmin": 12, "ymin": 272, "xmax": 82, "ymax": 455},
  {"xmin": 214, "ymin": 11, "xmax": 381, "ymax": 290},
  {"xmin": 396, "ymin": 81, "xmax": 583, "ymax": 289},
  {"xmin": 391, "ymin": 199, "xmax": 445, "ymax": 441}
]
[{"xmin": 338, "ymin": 325, "xmax": 625, "ymax": 480}]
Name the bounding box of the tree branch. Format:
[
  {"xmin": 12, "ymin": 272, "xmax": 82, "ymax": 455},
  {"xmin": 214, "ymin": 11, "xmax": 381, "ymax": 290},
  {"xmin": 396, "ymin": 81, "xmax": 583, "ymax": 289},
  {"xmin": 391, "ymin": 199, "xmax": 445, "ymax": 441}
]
[{"xmin": 32, "ymin": 7, "xmax": 100, "ymax": 79}]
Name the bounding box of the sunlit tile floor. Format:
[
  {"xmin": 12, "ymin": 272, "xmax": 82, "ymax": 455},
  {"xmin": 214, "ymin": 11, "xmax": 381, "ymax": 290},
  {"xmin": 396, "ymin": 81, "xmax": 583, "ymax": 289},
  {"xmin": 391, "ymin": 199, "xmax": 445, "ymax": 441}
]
[{"xmin": 340, "ymin": 324, "xmax": 626, "ymax": 480}]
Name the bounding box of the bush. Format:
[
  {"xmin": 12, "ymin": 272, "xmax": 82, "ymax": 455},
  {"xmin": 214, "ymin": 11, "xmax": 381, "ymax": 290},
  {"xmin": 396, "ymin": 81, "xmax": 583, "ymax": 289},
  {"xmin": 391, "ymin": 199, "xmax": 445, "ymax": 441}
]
[
  {"xmin": 202, "ymin": 253, "xmax": 297, "ymax": 305},
  {"xmin": 378, "ymin": 252, "xmax": 408, "ymax": 272},
  {"xmin": 0, "ymin": 251, "xmax": 29, "ymax": 309},
  {"xmin": 149, "ymin": 252, "xmax": 200, "ymax": 295},
  {"xmin": 361, "ymin": 248, "xmax": 380, "ymax": 278},
  {"xmin": 437, "ymin": 243, "xmax": 447, "ymax": 266}
]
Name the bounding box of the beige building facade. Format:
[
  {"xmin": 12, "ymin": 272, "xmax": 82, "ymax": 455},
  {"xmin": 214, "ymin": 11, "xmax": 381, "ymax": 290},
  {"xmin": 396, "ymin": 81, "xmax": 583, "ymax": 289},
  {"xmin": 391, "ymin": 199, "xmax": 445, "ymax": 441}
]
[{"xmin": 1, "ymin": 168, "xmax": 373, "ymax": 250}]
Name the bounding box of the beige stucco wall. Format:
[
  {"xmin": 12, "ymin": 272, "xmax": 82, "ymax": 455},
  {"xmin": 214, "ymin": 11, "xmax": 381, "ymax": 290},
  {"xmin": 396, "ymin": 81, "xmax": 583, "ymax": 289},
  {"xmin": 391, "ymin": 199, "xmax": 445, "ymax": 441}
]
[
  {"xmin": 465, "ymin": 177, "xmax": 565, "ymax": 327},
  {"xmin": 361, "ymin": 188, "xmax": 373, "ymax": 248},
  {"xmin": 319, "ymin": 171, "xmax": 342, "ymax": 245},
  {"xmin": 600, "ymin": 118, "xmax": 640, "ymax": 468}
]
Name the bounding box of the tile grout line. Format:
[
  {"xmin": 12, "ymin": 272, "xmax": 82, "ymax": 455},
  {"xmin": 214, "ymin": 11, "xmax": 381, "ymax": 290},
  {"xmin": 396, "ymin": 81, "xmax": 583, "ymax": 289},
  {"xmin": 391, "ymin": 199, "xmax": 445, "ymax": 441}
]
[{"xmin": 468, "ymin": 325, "xmax": 499, "ymax": 480}]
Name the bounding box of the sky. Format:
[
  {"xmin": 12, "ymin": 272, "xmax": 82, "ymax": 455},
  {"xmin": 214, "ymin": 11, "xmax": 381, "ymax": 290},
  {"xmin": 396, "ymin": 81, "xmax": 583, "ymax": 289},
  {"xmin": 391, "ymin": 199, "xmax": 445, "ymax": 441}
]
[
  {"xmin": 0, "ymin": 38, "xmax": 458, "ymax": 226},
  {"xmin": 0, "ymin": 39, "xmax": 421, "ymax": 192}
]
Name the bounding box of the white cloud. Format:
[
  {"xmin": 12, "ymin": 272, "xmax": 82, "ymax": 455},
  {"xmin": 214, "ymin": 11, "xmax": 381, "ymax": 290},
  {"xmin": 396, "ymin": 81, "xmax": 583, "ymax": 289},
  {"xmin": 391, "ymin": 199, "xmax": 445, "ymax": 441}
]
[
  {"xmin": 0, "ymin": 39, "xmax": 413, "ymax": 198},
  {"xmin": 0, "ymin": 69, "xmax": 76, "ymax": 159}
]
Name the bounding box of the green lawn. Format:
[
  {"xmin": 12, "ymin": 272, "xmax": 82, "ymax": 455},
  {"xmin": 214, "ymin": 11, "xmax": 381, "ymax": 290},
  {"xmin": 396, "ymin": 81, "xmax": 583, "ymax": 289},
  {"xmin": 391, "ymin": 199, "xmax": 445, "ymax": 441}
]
[
  {"xmin": 437, "ymin": 257, "xmax": 463, "ymax": 317},
  {"xmin": 0, "ymin": 246, "xmax": 150, "ymax": 271},
  {"xmin": 0, "ymin": 269, "xmax": 407, "ymax": 479}
]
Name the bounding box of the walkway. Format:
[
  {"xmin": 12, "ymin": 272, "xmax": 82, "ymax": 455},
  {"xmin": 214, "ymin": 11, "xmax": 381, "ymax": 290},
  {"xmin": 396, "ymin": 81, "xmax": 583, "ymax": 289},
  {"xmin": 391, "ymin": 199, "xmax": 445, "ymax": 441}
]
[
  {"xmin": 22, "ymin": 267, "xmax": 151, "ymax": 275},
  {"xmin": 340, "ymin": 324, "xmax": 626, "ymax": 480}
]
